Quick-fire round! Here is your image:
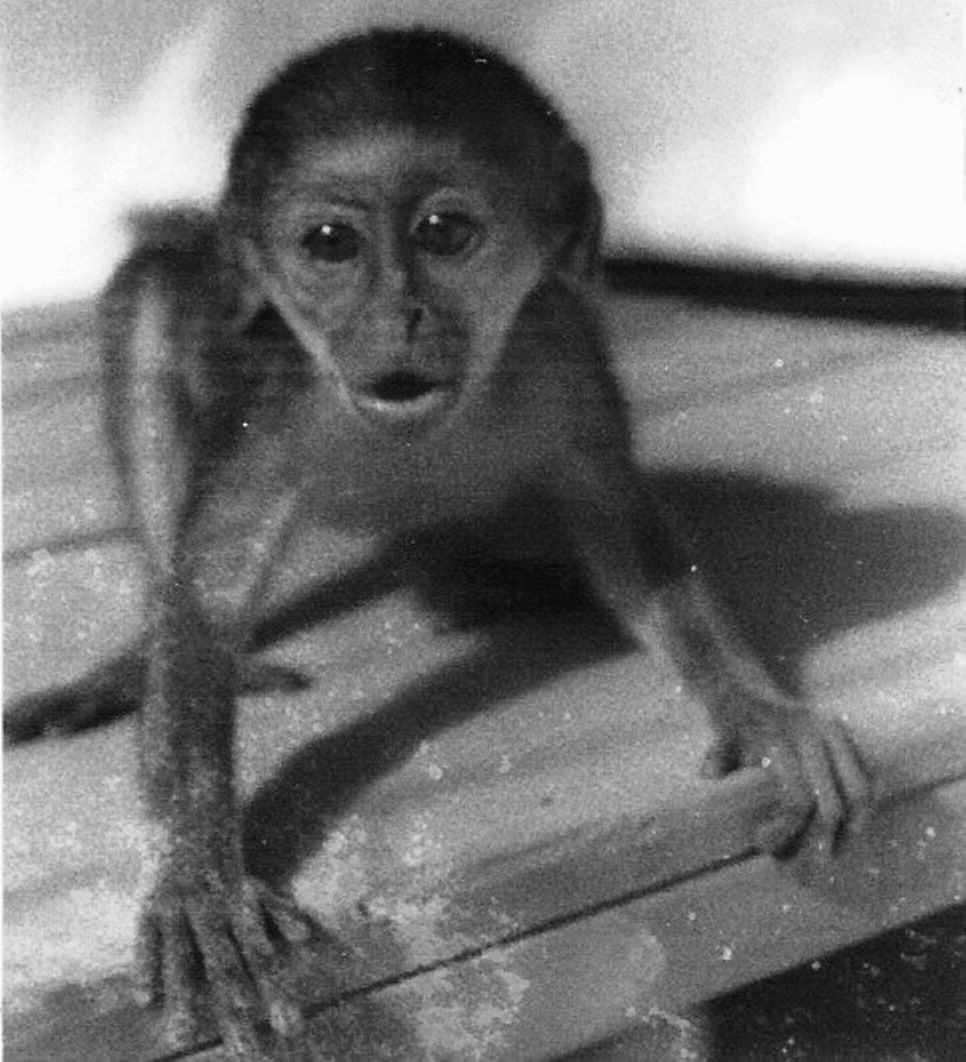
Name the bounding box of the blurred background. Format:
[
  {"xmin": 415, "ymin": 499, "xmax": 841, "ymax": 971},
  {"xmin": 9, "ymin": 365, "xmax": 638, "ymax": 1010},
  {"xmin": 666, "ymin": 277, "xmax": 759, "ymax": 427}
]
[{"xmin": 3, "ymin": 0, "xmax": 962, "ymax": 310}]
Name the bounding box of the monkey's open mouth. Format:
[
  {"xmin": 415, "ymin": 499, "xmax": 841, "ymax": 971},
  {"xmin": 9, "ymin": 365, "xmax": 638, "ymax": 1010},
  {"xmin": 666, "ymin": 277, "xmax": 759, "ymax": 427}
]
[{"xmin": 349, "ymin": 371, "xmax": 458, "ymax": 427}]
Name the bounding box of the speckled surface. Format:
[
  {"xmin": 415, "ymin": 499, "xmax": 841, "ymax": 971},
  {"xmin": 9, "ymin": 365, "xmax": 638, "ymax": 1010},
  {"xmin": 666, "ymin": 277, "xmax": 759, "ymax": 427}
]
[{"xmin": 5, "ymin": 290, "xmax": 965, "ymax": 1058}]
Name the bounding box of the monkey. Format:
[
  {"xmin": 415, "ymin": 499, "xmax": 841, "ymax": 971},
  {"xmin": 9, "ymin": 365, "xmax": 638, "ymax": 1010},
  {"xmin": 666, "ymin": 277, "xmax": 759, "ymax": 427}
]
[{"xmin": 5, "ymin": 27, "xmax": 873, "ymax": 1057}]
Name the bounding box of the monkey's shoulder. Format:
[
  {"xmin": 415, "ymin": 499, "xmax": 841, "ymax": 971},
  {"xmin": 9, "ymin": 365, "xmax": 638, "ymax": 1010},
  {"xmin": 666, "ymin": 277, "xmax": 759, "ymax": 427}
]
[
  {"xmin": 502, "ymin": 282, "xmax": 632, "ymax": 455},
  {"xmin": 100, "ymin": 208, "xmax": 240, "ymax": 355},
  {"xmin": 104, "ymin": 206, "xmax": 227, "ymax": 309},
  {"xmin": 123, "ymin": 205, "xmax": 219, "ymax": 255}
]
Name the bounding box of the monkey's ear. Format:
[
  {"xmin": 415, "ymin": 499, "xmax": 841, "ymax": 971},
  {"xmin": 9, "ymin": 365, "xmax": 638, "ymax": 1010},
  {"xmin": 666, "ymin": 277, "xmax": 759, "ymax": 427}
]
[{"xmin": 553, "ymin": 182, "xmax": 603, "ymax": 286}]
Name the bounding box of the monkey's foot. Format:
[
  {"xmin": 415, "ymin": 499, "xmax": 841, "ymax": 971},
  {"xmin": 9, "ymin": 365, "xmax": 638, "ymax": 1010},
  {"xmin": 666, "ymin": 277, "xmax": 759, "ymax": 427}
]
[
  {"xmin": 138, "ymin": 871, "xmax": 323, "ymax": 1058},
  {"xmin": 4, "ymin": 651, "xmax": 144, "ymax": 745},
  {"xmin": 701, "ymin": 700, "xmax": 875, "ymax": 857}
]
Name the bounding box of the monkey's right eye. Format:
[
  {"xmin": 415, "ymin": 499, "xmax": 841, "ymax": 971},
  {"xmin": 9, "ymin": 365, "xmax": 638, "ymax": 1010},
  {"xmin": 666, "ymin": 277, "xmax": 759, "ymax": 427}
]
[{"xmin": 300, "ymin": 222, "xmax": 361, "ymax": 263}]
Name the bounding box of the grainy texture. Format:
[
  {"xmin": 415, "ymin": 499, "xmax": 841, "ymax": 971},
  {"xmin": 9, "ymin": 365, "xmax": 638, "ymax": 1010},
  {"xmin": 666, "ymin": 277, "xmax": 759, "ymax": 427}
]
[{"xmin": 4, "ymin": 287, "xmax": 964, "ymax": 1059}]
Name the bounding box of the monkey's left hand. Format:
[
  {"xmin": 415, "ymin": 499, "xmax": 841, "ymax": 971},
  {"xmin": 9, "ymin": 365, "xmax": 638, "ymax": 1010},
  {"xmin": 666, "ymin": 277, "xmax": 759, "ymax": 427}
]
[{"xmin": 700, "ymin": 694, "xmax": 873, "ymax": 856}]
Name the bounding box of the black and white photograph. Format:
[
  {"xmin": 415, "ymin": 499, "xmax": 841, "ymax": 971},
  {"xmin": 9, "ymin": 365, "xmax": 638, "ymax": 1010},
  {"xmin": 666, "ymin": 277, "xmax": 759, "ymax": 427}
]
[{"xmin": 4, "ymin": 1, "xmax": 963, "ymax": 1058}]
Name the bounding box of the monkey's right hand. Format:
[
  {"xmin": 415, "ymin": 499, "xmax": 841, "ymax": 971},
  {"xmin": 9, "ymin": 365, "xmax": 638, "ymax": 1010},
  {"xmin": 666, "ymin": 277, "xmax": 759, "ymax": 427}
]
[{"xmin": 138, "ymin": 857, "xmax": 320, "ymax": 1058}]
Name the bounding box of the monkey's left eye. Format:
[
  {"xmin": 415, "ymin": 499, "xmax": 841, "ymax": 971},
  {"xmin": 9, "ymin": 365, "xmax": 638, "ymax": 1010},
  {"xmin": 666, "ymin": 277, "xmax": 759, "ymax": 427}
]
[
  {"xmin": 300, "ymin": 222, "xmax": 361, "ymax": 263},
  {"xmin": 412, "ymin": 212, "xmax": 480, "ymax": 257}
]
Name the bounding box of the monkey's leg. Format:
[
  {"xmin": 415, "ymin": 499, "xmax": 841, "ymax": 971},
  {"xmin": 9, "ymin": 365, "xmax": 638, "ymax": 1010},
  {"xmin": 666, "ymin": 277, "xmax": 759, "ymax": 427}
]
[{"xmin": 557, "ymin": 455, "xmax": 873, "ymax": 856}]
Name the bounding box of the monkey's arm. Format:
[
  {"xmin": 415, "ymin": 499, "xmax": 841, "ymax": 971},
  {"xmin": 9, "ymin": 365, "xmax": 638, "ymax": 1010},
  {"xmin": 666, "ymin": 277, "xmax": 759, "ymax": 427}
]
[
  {"xmin": 109, "ymin": 262, "xmax": 317, "ymax": 1055},
  {"xmin": 557, "ymin": 451, "xmax": 873, "ymax": 855}
]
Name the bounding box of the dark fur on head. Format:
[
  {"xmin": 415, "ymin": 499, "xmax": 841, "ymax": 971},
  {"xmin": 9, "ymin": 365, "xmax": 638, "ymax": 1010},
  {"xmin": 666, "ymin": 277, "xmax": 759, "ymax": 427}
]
[{"xmin": 223, "ymin": 28, "xmax": 598, "ymax": 262}]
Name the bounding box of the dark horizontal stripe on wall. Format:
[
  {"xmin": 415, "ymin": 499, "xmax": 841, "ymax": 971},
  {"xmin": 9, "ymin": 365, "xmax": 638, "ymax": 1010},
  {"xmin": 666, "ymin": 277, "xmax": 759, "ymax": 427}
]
[{"xmin": 605, "ymin": 256, "xmax": 964, "ymax": 333}]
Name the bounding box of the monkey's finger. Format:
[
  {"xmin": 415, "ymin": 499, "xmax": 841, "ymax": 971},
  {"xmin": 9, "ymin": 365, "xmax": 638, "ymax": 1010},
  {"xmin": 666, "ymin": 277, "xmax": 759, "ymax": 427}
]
[
  {"xmin": 133, "ymin": 914, "xmax": 163, "ymax": 1006},
  {"xmin": 216, "ymin": 978, "xmax": 293, "ymax": 1061},
  {"xmin": 753, "ymin": 740, "xmax": 814, "ymax": 854},
  {"xmin": 158, "ymin": 911, "xmax": 206, "ymax": 1049},
  {"xmin": 822, "ymin": 719, "xmax": 875, "ymax": 840},
  {"xmin": 256, "ymin": 883, "xmax": 318, "ymax": 946},
  {"xmin": 797, "ymin": 732, "xmax": 845, "ymax": 859},
  {"xmin": 237, "ymin": 888, "xmax": 278, "ymax": 959},
  {"xmin": 235, "ymin": 915, "xmax": 305, "ymax": 1039},
  {"xmin": 235, "ymin": 886, "xmax": 305, "ymax": 1038},
  {"xmin": 189, "ymin": 905, "xmax": 268, "ymax": 1058}
]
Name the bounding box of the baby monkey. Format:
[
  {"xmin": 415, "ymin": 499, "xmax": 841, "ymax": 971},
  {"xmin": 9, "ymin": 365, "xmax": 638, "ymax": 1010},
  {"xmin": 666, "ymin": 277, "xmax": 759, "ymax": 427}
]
[{"xmin": 7, "ymin": 28, "xmax": 871, "ymax": 1056}]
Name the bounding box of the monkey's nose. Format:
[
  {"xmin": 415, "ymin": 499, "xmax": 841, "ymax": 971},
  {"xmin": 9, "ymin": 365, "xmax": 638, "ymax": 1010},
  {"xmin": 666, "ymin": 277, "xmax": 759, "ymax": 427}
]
[{"xmin": 405, "ymin": 307, "xmax": 424, "ymax": 341}]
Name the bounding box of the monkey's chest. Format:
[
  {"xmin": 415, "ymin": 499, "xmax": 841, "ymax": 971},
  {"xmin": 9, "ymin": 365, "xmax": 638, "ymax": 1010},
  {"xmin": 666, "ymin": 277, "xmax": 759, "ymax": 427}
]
[{"xmin": 302, "ymin": 423, "xmax": 548, "ymax": 535}]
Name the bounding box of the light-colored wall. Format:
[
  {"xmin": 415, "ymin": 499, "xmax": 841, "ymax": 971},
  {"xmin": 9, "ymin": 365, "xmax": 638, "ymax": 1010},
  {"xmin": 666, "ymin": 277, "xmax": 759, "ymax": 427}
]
[{"xmin": 3, "ymin": 0, "xmax": 961, "ymax": 307}]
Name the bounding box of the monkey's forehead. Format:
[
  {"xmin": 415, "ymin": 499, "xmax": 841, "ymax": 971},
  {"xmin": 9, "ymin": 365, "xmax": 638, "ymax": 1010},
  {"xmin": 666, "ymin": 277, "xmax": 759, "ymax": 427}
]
[{"xmin": 266, "ymin": 129, "xmax": 533, "ymax": 208}]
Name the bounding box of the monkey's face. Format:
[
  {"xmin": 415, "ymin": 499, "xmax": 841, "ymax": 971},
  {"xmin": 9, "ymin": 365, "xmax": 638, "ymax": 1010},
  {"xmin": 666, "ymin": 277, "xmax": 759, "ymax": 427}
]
[{"xmin": 242, "ymin": 131, "xmax": 564, "ymax": 437}]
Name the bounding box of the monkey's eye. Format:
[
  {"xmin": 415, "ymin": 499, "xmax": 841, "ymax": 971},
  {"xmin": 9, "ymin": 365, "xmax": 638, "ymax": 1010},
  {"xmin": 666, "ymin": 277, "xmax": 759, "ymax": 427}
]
[
  {"xmin": 300, "ymin": 222, "xmax": 361, "ymax": 263},
  {"xmin": 412, "ymin": 212, "xmax": 479, "ymax": 257}
]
